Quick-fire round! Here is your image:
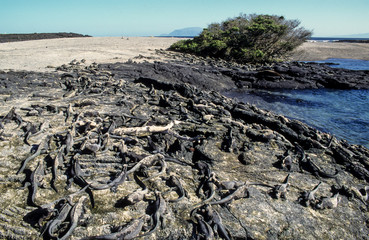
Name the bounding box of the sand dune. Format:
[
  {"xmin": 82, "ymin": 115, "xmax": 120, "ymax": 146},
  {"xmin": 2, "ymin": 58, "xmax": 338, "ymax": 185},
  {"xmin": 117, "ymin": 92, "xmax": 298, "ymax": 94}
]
[{"xmin": 0, "ymin": 36, "xmax": 368, "ymax": 72}]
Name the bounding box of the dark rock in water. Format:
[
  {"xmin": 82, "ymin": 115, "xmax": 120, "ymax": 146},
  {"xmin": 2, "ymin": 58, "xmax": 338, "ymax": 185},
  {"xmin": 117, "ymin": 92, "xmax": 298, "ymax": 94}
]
[
  {"xmin": 0, "ymin": 58, "xmax": 369, "ymax": 239},
  {"xmin": 288, "ymin": 65, "xmax": 308, "ymax": 77}
]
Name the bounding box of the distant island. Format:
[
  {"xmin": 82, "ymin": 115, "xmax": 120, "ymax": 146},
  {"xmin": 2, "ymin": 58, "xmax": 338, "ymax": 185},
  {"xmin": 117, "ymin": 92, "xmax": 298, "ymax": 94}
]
[
  {"xmin": 160, "ymin": 27, "xmax": 203, "ymax": 37},
  {"xmin": 0, "ymin": 32, "xmax": 91, "ymax": 43}
]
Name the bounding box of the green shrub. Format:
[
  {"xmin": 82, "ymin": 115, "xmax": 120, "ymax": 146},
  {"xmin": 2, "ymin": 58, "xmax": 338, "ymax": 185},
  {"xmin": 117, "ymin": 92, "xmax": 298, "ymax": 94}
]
[{"xmin": 169, "ymin": 14, "xmax": 312, "ymax": 64}]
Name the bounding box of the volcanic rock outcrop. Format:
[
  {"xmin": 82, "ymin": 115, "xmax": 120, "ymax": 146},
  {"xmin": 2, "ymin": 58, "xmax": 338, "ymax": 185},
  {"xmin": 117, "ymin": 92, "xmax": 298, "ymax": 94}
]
[{"xmin": 0, "ymin": 58, "xmax": 369, "ymax": 239}]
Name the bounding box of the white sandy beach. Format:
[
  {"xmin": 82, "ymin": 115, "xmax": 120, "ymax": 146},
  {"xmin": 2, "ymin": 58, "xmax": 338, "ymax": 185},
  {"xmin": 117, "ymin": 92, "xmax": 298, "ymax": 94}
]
[
  {"xmin": 0, "ymin": 36, "xmax": 368, "ymax": 72},
  {"xmin": 0, "ymin": 37, "xmax": 181, "ymax": 72}
]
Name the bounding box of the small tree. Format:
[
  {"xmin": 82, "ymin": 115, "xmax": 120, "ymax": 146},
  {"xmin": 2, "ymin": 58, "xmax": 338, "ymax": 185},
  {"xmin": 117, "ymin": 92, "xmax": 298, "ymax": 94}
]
[{"xmin": 169, "ymin": 14, "xmax": 312, "ymax": 64}]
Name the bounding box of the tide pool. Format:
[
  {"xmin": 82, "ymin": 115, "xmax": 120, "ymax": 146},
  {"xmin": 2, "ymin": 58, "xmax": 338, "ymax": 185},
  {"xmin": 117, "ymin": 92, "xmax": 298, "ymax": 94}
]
[{"xmin": 225, "ymin": 88, "xmax": 369, "ymax": 148}]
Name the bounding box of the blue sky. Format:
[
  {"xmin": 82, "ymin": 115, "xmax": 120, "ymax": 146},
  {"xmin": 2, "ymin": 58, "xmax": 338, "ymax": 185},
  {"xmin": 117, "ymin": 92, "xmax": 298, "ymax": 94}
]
[{"xmin": 1, "ymin": 0, "xmax": 368, "ymax": 37}]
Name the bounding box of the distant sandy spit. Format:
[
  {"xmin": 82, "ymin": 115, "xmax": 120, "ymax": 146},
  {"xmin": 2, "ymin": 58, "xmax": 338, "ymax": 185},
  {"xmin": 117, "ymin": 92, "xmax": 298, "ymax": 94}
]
[
  {"xmin": 290, "ymin": 41, "xmax": 369, "ymax": 61},
  {"xmin": 0, "ymin": 37, "xmax": 368, "ymax": 72}
]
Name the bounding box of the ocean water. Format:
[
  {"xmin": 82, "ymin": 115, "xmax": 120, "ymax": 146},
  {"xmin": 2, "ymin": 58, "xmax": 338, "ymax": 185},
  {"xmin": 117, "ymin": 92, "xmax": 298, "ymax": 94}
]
[
  {"xmin": 310, "ymin": 58, "xmax": 369, "ymax": 70},
  {"xmin": 309, "ymin": 37, "xmax": 369, "ymax": 42},
  {"xmin": 224, "ymin": 59, "xmax": 369, "ymax": 148}
]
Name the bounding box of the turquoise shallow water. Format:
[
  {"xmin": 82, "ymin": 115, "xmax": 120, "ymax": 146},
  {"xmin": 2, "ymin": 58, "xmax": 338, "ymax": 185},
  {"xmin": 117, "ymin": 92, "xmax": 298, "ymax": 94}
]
[{"xmin": 224, "ymin": 59, "xmax": 369, "ymax": 148}]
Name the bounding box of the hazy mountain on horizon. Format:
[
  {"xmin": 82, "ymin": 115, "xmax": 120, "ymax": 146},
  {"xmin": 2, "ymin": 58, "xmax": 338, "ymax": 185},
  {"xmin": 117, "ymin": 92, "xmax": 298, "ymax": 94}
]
[{"xmin": 160, "ymin": 27, "xmax": 203, "ymax": 37}]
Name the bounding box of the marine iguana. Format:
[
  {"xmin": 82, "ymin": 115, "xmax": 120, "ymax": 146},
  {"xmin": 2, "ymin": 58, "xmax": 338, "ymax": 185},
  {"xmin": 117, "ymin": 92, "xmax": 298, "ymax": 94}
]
[
  {"xmin": 121, "ymin": 173, "xmax": 148, "ymax": 205},
  {"xmin": 66, "ymin": 154, "xmax": 87, "ymax": 189},
  {"xmin": 166, "ymin": 175, "xmax": 188, "ymax": 202},
  {"xmin": 271, "ymin": 174, "xmax": 290, "ymax": 199},
  {"xmin": 58, "ymin": 195, "xmax": 88, "ymax": 240},
  {"xmin": 193, "ymin": 213, "xmax": 215, "ymax": 240},
  {"xmin": 1, "ymin": 106, "xmax": 23, "ymax": 127},
  {"xmin": 23, "ymin": 120, "xmax": 50, "ymax": 145},
  {"xmin": 42, "ymin": 200, "xmax": 73, "ymax": 238},
  {"xmin": 195, "ymin": 161, "xmax": 213, "ymax": 178},
  {"xmin": 295, "ymin": 142, "xmax": 340, "ymax": 178},
  {"xmin": 196, "ymin": 173, "xmax": 216, "ymax": 203},
  {"xmin": 17, "ymin": 134, "xmax": 51, "ymax": 174},
  {"xmin": 100, "ymin": 133, "xmax": 111, "ymax": 153},
  {"xmin": 303, "ymin": 156, "xmax": 340, "ymax": 179},
  {"xmin": 126, "ymin": 153, "xmax": 166, "ymax": 178},
  {"xmin": 65, "ymin": 154, "xmax": 95, "ymax": 208},
  {"xmin": 65, "ymin": 130, "xmax": 74, "ymax": 154},
  {"xmin": 316, "ymin": 192, "xmax": 340, "ymax": 209},
  {"xmin": 51, "ymin": 146, "xmax": 65, "ymax": 192},
  {"xmin": 209, "ymin": 184, "xmax": 249, "ymax": 205},
  {"xmin": 81, "ymin": 215, "xmax": 150, "ymax": 240},
  {"xmin": 89, "ymin": 165, "xmax": 127, "ymax": 191},
  {"xmin": 204, "ymin": 205, "xmax": 231, "ymax": 240},
  {"xmin": 281, "ymin": 152, "xmax": 293, "ymax": 172},
  {"xmin": 23, "ymin": 159, "xmax": 46, "ymax": 206},
  {"xmin": 211, "ymin": 174, "xmax": 244, "ymax": 191},
  {"xmin": 65, "ymin": 103, "xmax": 74, "ymax": 122},
  {"xmin": 136, "ymin": 191, "xmax": 166, "ymax": 238},
  {"xmin": 221, "ymin": 126, "xmax": 234, "ymax": 153},
  {"xmin": 83, "ymin": 135, "xmax": 102, "ymax": 156},
  {"xmin": 298, "ymin": 182, "xmax": 322, "ymax": 207},
  {"xmin": 23, "ymin": 122, "xmax": 38, "ymax": 145}
]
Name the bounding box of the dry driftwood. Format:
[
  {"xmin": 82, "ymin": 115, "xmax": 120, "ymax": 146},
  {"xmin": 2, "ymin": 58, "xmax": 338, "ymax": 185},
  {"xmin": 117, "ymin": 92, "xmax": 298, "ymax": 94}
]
[{"xmin": 112, "ymin": 120, "xmax": 180, "ymax": 136}]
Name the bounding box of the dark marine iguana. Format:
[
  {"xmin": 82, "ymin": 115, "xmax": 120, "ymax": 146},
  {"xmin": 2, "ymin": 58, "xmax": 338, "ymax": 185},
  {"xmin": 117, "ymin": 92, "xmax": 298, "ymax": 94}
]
[
  {"xmin": 316, "ymin": 192, "xmax": 340, "ymax": 209},
  {"xmin": 117, "ymin": 173, "xmax": 148, "ymax": 207},
  {"xmin": 135, "ymin": 191, "xmax": 166, "ymax": 238},
  {"xmin": 298, "ymin": 181, "xmax": 322, "ymax": 207},
  {"xmin": 270, "ymin": 174, "xmax": 290, "ymax": 199},
  {"xmin": 1, "ymin": 106, "xmax": 23, "ymax": 127},
  {"xmin": 42, "ymin": 199, "xmax": 73, "ymax": 238},
  {"xmin": 22, "ymin": 159, "xmax": 46, "ymax": 207},
  {"xmin": 165, "ymin": 174, "xmax": 188, "ymax": 202},
  {"xmin": 295, "ymin": 142, "xmax": 340, "ymax": 178},
  {"xmin": 88, "ymin": 165, "xmax": 128, "ymax": 191},
  {"xmin": 51, "ymin": 145, "xmax": 65, "ymax": 192},
  {"xmin": 193, "ymin": 212, "xmax": 215, "ymax": 240},
  {"xmin": 204, "ymin": 204, "xmax": 232, "ymax": 240},
  {"xmin": 58, "ymin": 196, "xmax": 88, "ymax": 240},
  {"xmin": 17, "ymin": 134, "xmax": 51, "ymax": 174},
  {"xmin": 209, "ymin": 184, "xmax": 250, "ymax": 205},
  {"xmin": 81, "ymin": 215, "xmax": 149, "ymax": 240}
]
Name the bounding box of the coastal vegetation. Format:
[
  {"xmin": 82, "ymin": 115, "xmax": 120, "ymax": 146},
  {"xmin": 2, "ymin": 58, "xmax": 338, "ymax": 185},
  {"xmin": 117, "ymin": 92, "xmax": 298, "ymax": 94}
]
[{"xmin": 169, "ymin": 14, "xmax": 312, "ymax": 63}]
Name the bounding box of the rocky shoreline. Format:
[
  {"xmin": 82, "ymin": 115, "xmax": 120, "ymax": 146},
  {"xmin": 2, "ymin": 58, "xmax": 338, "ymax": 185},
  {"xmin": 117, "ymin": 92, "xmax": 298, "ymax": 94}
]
[
  {"xmin": 1, "ymin": 55, "xmax": 369, "ymax": 239},
  {"xmin": 143, "ymin": 51, "xmax": 369, "ymax": 90}
]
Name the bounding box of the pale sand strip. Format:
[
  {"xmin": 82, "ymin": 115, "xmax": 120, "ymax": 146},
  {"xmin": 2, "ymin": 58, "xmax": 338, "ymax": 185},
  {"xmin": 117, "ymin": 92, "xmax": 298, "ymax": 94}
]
[
  {"xmin": 290, "ymin": 41, "xmax": 369, "ymax": 61},
  {"xmin": 0, "ymin": 37, "xmax": 181, "ymax": 72},
  {"xmin": 0, "ymin": 37, "xmax": 368, "ymax": 72}
]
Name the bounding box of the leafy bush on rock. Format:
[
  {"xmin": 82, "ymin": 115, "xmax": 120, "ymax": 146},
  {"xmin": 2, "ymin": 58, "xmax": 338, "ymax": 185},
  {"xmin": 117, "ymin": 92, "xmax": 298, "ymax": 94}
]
[{"xmin": 169, "ymin": 14, "xmax": 312, "ymax": 64}]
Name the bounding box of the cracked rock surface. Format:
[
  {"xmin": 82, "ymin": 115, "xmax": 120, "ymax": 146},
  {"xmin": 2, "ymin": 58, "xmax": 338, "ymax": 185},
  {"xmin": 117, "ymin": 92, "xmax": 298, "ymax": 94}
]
[{"xmin": 0, "ymin": 58, "xmax": 369, "ymax": 240}]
